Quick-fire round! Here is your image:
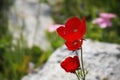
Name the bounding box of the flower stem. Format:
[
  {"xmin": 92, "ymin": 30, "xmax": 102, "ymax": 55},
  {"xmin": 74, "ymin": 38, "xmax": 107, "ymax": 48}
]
[
  {"xmin": 75, "ymin": 71, "xmax": 80, "ymax": 80},
  {"xmin": 75, "ymin": 49, "xmax": 85, "ymax": 80},
  {"xmin": 80, "ymin": 47, "xmax": 85, "ymax": 80}
]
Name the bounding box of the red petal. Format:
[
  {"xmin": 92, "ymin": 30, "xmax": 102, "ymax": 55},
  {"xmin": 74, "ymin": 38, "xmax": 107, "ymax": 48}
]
[
  {"xmin": 60, "ymin": 56, "xmax": 80, "ymax": 73},
  {"xmin": 65, "ymin": 17, "xmax": 81, "ymax": 34},
  {"xmin": 56, "ymin": 26, "xmax": 66, "ymax": 38},
  {"xmin": 64, "ymin": 31, "xmax": 82, "ymax": 42},
  {"xmin": 80, "ymin": 17, "xmax": 86, "ymax": 37},
  {"xmin": 65, "ymin": 17, "xmax": 81, "ymax": 28},
  {"xmin": 56, "ymin": 17, "xmax": 86, "ymax": 42},
  {"xmin": 65, "ymin": 17, "xmax": 86, "ymax": 42},
  {"xmin": 65, "ymin": 40, "xmax": 83, "ymax": 50}
]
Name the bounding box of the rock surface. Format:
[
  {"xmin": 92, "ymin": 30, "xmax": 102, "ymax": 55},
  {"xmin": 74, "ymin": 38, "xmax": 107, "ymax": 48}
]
[
  {"xmin": 22, "ymin": 40, "xmax": 120, "ymax": 80},
  {"xmin": 9, "ymin": 0, "xmax": 54, "ymax": 50}
]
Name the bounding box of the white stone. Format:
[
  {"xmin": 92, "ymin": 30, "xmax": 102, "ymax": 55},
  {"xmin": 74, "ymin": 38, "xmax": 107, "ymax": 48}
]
[
  {"xmin": 9, "ymin": 0, "xmax": 54, "ymax": 50},
  {"xmin": 22, "ymin": 40, "xmax": 120, "ymax": 80}
]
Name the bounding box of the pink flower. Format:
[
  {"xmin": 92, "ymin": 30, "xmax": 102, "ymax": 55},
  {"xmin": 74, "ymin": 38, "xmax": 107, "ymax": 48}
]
[
  {"xmin": 92, "ymin": 13, "xmax": 116, "ymax": 28},
  {"xmin": 100, "ymin": 13, "xmax": 116, "ymax": 19},
  {"xmin": 48, "ymin": 24, "xmax": 64, "ymax": 32}
]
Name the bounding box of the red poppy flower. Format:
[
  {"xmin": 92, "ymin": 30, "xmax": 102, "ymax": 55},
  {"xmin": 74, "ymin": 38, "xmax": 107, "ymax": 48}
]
[
  {"xmin": 57, "ymin": 17, "xmax": 86, "ymax": 42},
  {"xmin": 65, "ymin": 39, "xmax": 83, "ymax": 51},
  {"xmin": 61, "ymin": 56, "xmax": 80, "ymax": 73}
]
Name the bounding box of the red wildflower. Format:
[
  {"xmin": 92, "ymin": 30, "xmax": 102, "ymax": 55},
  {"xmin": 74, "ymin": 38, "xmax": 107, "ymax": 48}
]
[
  {"xmin": 57, "ymin": 17, "xmax": 86, "ymax": 42},
  {"xmin": 65, "ymin": 39, "xmax": 83, "ymax": 51},
  {"xmin": 60, "ymin": 56, "xmax": 80, "ymax": 73}
]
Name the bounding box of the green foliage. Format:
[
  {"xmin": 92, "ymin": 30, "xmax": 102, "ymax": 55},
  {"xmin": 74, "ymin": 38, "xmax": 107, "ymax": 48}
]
[
  {"xmin": 0, "ymin": 34, "xmax": 51, "ymax": 80},
  {"xmin": 29, "ymin": 45, "xmax": 52, "ymax": 68},
  {"xmin": 46, "ymin": 30, "xmax": 64, "ymax": 50},
  {"xmin": 0, "ymin": 1, "xmax": 52, "ymax": 79},
  {"xmin": 103, "ymin": 77, "xmax": 108, "ymax": 80}
]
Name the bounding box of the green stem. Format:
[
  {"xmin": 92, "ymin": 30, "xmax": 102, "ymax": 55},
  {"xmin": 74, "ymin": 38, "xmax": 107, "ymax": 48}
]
[
  {"xmin": 75, "ymin": 51, "xmax": 79, "ymax": 56},
  {"xmin": 75, "ymin": 49, "xmax": 85, "ymax": 80},
  {"xmin": 75, "ymin": 71, "xmax": 80, "ymax": 80},
  {"xmin": 80, "ymin": 47, "xmax": 85, "ymax": 80}
]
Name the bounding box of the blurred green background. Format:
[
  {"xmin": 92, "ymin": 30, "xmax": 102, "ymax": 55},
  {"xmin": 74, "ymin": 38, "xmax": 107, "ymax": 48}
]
[{"xmin": 0, "ymin": 0, "xmax": 120, "ymax": 80}]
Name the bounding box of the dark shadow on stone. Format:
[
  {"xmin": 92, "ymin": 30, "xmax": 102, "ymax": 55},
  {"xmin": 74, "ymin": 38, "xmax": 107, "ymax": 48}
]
[
  {"xmin": 115, "ymin": 53, "xmax": 120, "ymax": 59},
  {"xmin": 116, "ymin": 47, "xmax": 120, "ymax": 51}
]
